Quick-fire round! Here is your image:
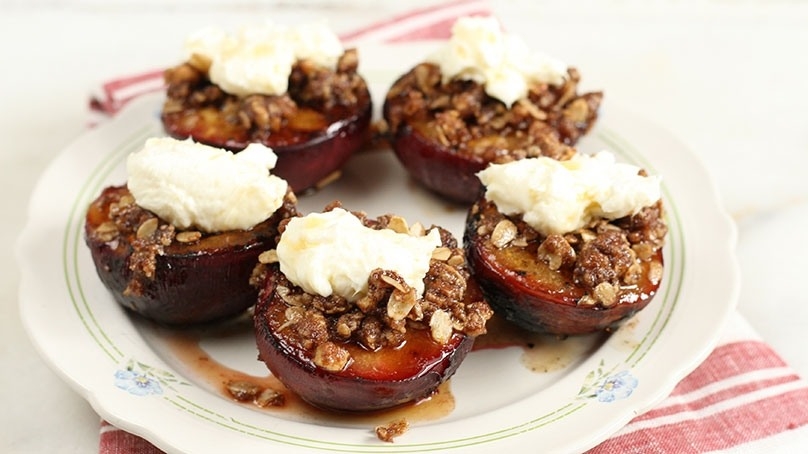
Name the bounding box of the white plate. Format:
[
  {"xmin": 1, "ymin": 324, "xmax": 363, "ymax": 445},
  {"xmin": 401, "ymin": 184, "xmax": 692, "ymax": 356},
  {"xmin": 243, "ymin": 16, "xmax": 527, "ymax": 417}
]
[{"xmin": 18, "ymin": 44, "xmax": 739, "ymax": 454}]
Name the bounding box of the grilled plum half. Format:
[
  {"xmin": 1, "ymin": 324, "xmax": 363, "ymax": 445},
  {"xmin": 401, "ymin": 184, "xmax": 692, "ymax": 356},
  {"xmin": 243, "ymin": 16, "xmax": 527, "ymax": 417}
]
[
  {"xmin": 464, "ymin": 197, "xmax": 666, "ymax": 335},
  {"xmin": 161, "ymin": 50, "xmax": 372, "ymax": 193},
  {"xmin": 383, "ymin": 63, "xmax": 602, "ymax": 204},
  {"xmin": 252, "ymin": 209, "xmax": 492, "ymax": 412},
  {"xmin": 254, "ymin": 269, "xmax": 476, "ymax": 412},
  {"xmin": 84, "ymin": 185, "xmax": 298, "ymax": 325}
]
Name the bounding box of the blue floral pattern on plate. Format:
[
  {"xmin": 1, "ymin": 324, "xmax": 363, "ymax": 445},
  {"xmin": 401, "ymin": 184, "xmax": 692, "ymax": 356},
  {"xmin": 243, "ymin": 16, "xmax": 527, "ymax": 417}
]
[
  {"xmin": 114, "ymin": 369, "xmax": 163, "ymax": 396},
  {"xmin": 114, "ymin": 359, "xmax": 189, "ymax": 396},
  {"xmin": 578, "ymin": 360, "xmax": 638, "ymax": 402}
]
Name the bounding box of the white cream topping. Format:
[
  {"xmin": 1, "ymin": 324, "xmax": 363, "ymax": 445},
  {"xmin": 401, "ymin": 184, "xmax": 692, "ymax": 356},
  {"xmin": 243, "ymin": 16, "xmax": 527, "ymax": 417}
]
[
  {"xmin": 426, "ymin": 16, "xmax": 568, "ymax": 107},
  {"xmin": 126, "ymin": 137, "xmax": 288, "ymax": 233},
  {"xmin": 184, "ymin": 20, "xmax": 344, "ymax": 97},
  {"xmin": 276, "ymin": 208, "xmax": 442, "ymax": 301},
  {"xmin": 478, "ymin": 151, "xmax": 662, "ymax": 236}
]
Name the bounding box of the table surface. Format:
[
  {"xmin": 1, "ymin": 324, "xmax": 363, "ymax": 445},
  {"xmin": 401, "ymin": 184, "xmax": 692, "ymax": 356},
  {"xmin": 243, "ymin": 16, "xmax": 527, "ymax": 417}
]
[{"xmin": 2, "ymin": 1, "xmax": 807, "ymax": 452}]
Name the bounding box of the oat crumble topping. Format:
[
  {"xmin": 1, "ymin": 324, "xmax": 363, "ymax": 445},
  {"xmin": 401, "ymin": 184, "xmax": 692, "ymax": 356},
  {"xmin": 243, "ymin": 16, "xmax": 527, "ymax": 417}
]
[
  {"xmin": 384, "ymin": 63, "xmax": 602, "ymax": 163},
  {"xmin": 162, "ymin": 49, "xmax": 370, "ymax": 145},
  {"xmin": 375, "ymin": 418, "xmax": 409, "ymax": 442},
  {"xmin": 471, "ymin": 198, "xmax": 667, "ymax": 307},
  {"xmin": 86, "ymin": 185, "xmax": 298, "ymax": 297}
]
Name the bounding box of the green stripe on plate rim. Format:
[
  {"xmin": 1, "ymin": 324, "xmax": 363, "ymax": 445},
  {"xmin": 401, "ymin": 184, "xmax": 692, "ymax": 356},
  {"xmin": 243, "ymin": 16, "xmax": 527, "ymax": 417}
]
[
  {"xmin": 596, "ymin": 128, "xmax": 685, "ymax": 368},
  {"xmin": 62, "ymin": 122, "xmax": 685, "ymax": 451}
]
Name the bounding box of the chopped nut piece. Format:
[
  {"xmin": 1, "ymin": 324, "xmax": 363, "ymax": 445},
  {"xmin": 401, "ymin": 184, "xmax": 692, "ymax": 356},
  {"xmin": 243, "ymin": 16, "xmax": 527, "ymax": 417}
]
[
  {"xmin": 358, "ymin": 269, "xmax": 400, "ymax": 313},
  {"xmin": 187, "ymin": 52, "xmax": 212, "ymax": 72},
  {"xmin": 375, "ymin": 419, "xmax": 409, "ymax": 443},
  {"xmin": 175, "ymin": 231, "xmax": 202, "ymax": 243},
  {"xmin": 386, "ymin": 215, "xmax": 409, "ymax": 234},
  {"xmin": 136, "ymin": 218, "xmax": 159, "ymax": 239},
  {"xmin": 431, "ymin": 247, "xmax": 452, "ymax": 261},
  {"xmin": 593, "ymin": 282, "xmax": 618, "ymax": 306},
  {"xmin": 632, "ymin": 242, "xmax": 655, "ymax": 261},
  {"xmin": 117, "ymin": 194, "xmax": 135, "ymax": 207},
  {"xmin": 563, "ymin": 97, "xmax": 591, "ymax": 123},
  {"xmin": 380, "ymin": 274, "xmax": 408, "ymax": 293},
  {"xmin": 337, "ymin": 48, "xmax": 359, "ymax": 73},
  {"xmin": 579, "ymin": 229, "xmax": 597, "ymax": 243},
  {"xmin": 515, "ymin": 98, "xmax": 547, "ymax": 120},
  {"xmin": 387, "ymin": 288, "xmax": 417, "ymax": 321},
  {"xmin": 446, "ymin": 254, "xmax": 465, "ymax": 267},
  {"xmin": 275, "ymin": 285, "xmax": 291, "ymax": 301},
  {"xmin": 226, "ymin": 380, "xmax": 262, "ymax": 402},
  {"xmin": 226, "ymin": 380, "xmax": 285, "ymax": 407},
  {"xmin": 335, "ymin": 311, "xmax": 363, "ymax": 338},
  {"xmin": 491, "ymin": 219, "xmax": 518, "ymax": 248},
  {"xmin": 276, "ymin": 285, "xmax": 313, "ymax": 307},
  {"xmin": 429, "ymin": 309, "xmax": 453, "ymax": 344},
  {"xmin": 537, "ymin": 234, "xmax": 576, "ymax": 271},
  {"xmin": 624, "ymin": 262, "xmax": 643, "ymax": 285},
  {"xmin": 255, "ymin": 388, "xmax": 285, "ymax": 408},
  {"xmin": 648, "ymin": 260, "xmax": 663, "ymax": 284},
  {"xmin": 313, "ymin": 341, "xmax": 351, "ymax": 371},
  {"xmin": 414, "ymin": 61, "xmax": 439, "ymax": 91},
  {"xmin": 476, "ymin": 223, "xmax": 491, "ymax": 236},
  {"xmin": 409, "ymin": 222, "xmax": 426, "ymax": 237},
  {"xmin": 354, "ymin": 294, "xmax": 377, "ymax": 313},
  {"xmin": 95, "ymin": 221, "xmax": 119, "ymax": 242},
  {"xmin": 408, "ymin": 301, "xmax": 424, "ymax": 322},
  {"xmin": 258, "ymin": 249, "xmax": 279, "ymax": 264},
  {"xmin": 511, "ymin": 237, "xmax": 528, "ymax": 248}
]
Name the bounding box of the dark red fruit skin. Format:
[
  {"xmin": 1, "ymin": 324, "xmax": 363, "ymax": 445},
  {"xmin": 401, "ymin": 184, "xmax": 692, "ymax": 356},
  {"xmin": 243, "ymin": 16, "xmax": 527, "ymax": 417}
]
[
  {"xmin": 162, "ymin": 101, "xmax": 372, "ymax": 194},
  {"xmin": 463, "ymin": 200, "xmax": 663, "ymax": 335},
  {"xmin": 271, "ymin": 105, "xmax": 372, "ymax": 193},
  {"xmin": 253, "ymin": 266, "xmax": 474, "ymax": 412},
  {"xmin": 84, "ymin": 185, "xmax": 291, "ymax": 325},
  {"xmin": 390, "ymin": 124, "xmax": 486, "ymax": 204}
]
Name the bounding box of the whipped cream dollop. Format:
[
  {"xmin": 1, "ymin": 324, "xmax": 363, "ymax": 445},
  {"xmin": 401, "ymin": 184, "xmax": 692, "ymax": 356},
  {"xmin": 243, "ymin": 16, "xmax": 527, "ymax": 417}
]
[
  {"xmin": 478, "ymin": 151, "xmax": 662, "ymax": 236},
  {"xmin": 184, "ymin": 20, "xmax": 344, "ymax": 96},
  {"xmin": 427, "ymin": 16, "xmax": 568, "ymax": 107},
  {"xmin": 126, "ymin": 137, "xmax": 288, "ymax": 233},
  {"xmin": 276, "ymin": 208, "xmax": 442, "ymax": 301}
]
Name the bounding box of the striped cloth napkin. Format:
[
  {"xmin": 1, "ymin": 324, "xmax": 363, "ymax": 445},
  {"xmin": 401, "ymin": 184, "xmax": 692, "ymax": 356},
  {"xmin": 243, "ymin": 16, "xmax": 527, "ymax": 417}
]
[{"xmin": 92, "ymin": 1, "xmax": 808, "ymax": 452}]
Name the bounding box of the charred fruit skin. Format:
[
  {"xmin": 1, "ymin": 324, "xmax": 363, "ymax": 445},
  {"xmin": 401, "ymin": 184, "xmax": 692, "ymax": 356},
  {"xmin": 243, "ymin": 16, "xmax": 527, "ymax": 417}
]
[{"xmin": 390, "ymin": 123, "xmax": 486, "ymax": 204}]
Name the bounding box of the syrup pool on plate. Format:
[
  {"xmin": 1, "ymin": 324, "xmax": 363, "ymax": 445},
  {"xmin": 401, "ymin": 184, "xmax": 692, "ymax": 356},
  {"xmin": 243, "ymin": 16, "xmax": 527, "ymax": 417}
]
[{"xmin": 139, "ymin": 311, "xmax": 609, "ymax": 427}]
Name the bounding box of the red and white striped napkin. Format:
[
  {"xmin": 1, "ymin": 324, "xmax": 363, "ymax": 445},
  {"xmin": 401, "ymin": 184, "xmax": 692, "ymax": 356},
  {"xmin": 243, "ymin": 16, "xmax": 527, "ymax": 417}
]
[
  {"xmin": 88, "ymin": 0, "xmax": 491, "ymax": 120},
  {"xmin": 590, "ymin": 313, "xmax": 808, "ymax": 453},
  {"xmin": 92, "ymin": 1, "xmax": 808, "ymax": 452}
]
